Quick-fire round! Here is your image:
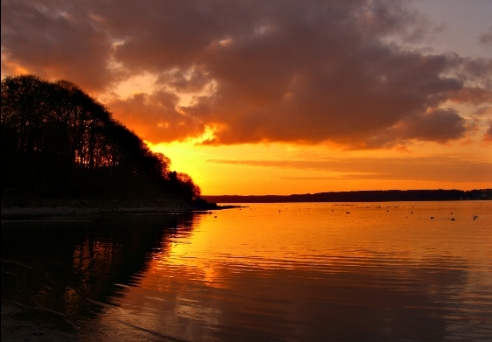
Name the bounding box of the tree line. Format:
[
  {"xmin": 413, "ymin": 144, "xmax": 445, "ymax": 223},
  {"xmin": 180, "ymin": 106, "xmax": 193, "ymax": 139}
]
[{"xmin": 1, "ymin": 74, "xmax": 201, "ymax": 201}]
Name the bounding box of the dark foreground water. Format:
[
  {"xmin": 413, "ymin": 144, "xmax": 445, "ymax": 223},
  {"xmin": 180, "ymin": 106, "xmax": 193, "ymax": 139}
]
[{"xmin": 2, "ymin": 201, "xmax": 491, "ymax": 341}]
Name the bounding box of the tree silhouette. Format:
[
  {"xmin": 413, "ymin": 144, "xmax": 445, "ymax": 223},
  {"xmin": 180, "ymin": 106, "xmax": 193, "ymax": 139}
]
[{"xmin": 1, "ymin": 75, "xmax": 200, "ymax": 201}]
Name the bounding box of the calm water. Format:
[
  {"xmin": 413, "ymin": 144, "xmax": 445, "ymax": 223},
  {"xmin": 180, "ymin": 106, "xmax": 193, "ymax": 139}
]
[{"xmin": 2, "ymin": 201, "xmax": 491, "ymax": 341}]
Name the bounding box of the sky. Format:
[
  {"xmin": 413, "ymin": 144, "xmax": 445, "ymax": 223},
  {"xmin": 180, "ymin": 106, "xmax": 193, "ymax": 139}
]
[{"xmin": 2, "ymin": 0, "xmax": 492, "ymax": 195}]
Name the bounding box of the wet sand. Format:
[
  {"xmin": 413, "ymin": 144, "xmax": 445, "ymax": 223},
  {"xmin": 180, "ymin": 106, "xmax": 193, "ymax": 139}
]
[
  {"xmin": 1, "ymin": 302, "xmax": 126, "ymax": 342},
  {"xmin": 1, "ymin": 303, "xmax": 79, "ymax": 342}
]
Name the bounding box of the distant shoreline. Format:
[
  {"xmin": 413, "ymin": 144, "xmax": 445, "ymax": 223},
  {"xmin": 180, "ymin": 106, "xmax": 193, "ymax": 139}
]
[{"xmin": 203, "ymin": 189, "xmax": 492, "ymax": 203}]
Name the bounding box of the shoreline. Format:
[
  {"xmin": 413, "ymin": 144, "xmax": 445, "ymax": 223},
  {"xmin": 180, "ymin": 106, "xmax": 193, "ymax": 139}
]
[
  {"xmin": 1, "ymin": 199, "xmax": 239, "ymax": 341},
  {"xmin": 0, "ymin": 198, "xmax": 235, "ymax": 222}
]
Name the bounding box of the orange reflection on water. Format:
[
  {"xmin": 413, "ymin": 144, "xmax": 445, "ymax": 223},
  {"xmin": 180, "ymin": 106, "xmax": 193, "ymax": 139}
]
[
  {"xmin": 128, "ymin": 201, "xmax": 492, "ymax": 309},
  {"xmin": 162, "ymin": 202, "xmax": 491, "ymax": 279},
  {"xmin": 83, "ymin": 201, "xmax": 492, "ymax": 341}
]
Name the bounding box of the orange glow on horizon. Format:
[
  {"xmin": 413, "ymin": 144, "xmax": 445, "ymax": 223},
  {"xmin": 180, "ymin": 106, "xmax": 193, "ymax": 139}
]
[{"xmin": 147, "ymin": 141, "xmax": 492, "ymax": 196}]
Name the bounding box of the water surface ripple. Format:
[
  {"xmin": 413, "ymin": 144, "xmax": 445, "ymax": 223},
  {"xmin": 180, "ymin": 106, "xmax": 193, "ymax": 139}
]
[{"xmin": 2, "ymin": 201, "xmax": 491, "ymax": 341}]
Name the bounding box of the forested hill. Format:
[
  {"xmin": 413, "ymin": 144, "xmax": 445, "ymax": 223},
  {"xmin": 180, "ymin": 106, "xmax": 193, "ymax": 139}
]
[
  {"xmin": 1, "ymin": 75, "xmax": 201, "ymax": 203},
  {"xmin": 203, "ymin": 189, "xmax": 492, "ymax": 203}
]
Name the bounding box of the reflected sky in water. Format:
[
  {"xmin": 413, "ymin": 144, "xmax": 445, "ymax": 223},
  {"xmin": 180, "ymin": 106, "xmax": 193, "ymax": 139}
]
[{"xmin": 2, "ymin": 201, "xmax": 491, "ymax": 341}]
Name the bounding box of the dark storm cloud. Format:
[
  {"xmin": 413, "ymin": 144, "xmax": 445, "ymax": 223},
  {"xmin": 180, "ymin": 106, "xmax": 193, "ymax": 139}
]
[
  {"xmin": 484, "ymin": 121, "xmax": 492, "ymax": 143},
  {"xmin": 400, "ymin": 109, "xmax": 466, "ymax": 143},
  {"xmin": 362, "ymin": 109, "xmax": 469, "ymax": 148},
  {"xmin": 1, "ymin": 0, "xmax": 115, "ymax": 92},
  {"xmin": 2, "ymin": 0, "xmax": 492, "ymax": 147}
]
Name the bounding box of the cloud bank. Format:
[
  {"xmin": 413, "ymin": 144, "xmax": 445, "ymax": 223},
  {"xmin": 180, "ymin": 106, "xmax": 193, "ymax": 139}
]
[{"xmin": 2, "ymin": 0, "xmax": 492, "ymax": 148}]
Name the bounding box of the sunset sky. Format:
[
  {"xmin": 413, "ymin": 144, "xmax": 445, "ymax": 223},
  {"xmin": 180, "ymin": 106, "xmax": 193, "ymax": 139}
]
[{"xmin": 2, "ymin": 0, "xmax": 492, "ymax": 195}]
